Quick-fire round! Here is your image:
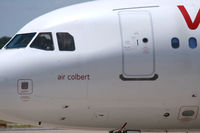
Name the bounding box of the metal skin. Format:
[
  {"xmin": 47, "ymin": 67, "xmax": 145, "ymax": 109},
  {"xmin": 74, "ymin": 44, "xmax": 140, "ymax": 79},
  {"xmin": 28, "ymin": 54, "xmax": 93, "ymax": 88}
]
[{"xmin": 0, "ymin": 0, "xmax": 200, "ymax": 131}]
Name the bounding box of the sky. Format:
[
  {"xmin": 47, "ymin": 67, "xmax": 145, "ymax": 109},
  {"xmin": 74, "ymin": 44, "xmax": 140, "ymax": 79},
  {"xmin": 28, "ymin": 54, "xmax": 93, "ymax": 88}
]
[{"xmin": 0, "ymin": 0, "xmax": 94, "ymax": 37}]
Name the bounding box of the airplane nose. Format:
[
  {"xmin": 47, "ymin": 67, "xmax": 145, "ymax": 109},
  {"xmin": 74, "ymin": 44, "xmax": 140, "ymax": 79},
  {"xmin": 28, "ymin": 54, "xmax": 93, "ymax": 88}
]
[
  {"xmin": 0, "ymin": 51, "xmax": 22, "ymax": 106},
  {"xmin": 0, "ymin": 69, "xmax": 16, "ymax": 98},
  {"xmin": 0, "ymin": 55, "xmax": 24, "ymax": 121}
]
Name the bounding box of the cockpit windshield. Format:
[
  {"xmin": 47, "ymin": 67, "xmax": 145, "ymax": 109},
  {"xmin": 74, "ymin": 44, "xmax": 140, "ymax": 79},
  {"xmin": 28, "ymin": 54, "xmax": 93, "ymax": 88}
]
[
  {"xmin": 30, "ymin": 33, "xmax": 54, "ymax": 51},
  {"xmin": 5, "ymin": 33, "xmax": 36, "ymax": 49}
]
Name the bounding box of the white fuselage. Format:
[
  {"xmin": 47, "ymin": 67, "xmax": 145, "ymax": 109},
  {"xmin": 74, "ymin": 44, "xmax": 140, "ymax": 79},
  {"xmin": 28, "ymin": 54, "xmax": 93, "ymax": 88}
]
[{"xmin": 0, "ymin": 0, "xmax": 200, "ymax": 131}]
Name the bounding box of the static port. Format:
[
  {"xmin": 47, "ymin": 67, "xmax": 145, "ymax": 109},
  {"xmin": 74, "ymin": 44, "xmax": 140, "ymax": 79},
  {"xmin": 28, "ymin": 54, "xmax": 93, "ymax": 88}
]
[
  {"xmin": 192, "ymin": 94, "xmax": 197, "ymax": 97},
  {"xmin": 60, "ymin": 117, "xmax": 66, "ymax": 120},
  {"xmin": 98, "ymin": 114, "xmax": 104, "ymax": 117},
  {"xmin": 163, "ymin": 112, "xmax": 170, "ymax": 117},
  {"xmin": 63, "ymin": 105, "xmax": 69, "ymax": 109}
]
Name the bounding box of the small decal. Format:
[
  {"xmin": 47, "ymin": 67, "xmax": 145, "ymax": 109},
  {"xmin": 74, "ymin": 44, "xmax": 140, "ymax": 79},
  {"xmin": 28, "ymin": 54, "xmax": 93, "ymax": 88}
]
[
  {"xmin": 134, "ymin": 32, "xmax": 140, "ymax": 35},
  {"xmin": 20, "ymin": 96, "xmax": 31, "ymax": 102},
  {"xmin": 143, "ymin": 46, "xmax": 150, "ymax": 54}
]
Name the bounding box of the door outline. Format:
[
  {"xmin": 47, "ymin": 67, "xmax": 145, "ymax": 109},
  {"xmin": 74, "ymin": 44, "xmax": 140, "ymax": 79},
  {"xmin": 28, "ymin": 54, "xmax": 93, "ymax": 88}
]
[{"xmin": 118, "ymin": 10, "xmax": 156, "ymax": 79}]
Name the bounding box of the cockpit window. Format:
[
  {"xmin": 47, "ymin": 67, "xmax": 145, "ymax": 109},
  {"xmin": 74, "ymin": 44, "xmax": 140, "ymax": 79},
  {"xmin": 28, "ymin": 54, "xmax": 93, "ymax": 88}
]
[
  {"xmin": 56, "ymin": 33, "xmax": 75, "ymax": 51},
  {"xmin": 5, "ymin": 33, "xmax": 36, "ymax": 49},
  {"xmin": 30, "ymin": 33, "xmax": 54, "ymax": 51}
]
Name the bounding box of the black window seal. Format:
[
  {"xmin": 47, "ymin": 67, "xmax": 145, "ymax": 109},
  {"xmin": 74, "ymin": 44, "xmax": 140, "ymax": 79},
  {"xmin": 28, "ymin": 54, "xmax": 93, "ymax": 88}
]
[{"xmin": 119, "ymin": 74, "xmax": 158, "ymax": 81}]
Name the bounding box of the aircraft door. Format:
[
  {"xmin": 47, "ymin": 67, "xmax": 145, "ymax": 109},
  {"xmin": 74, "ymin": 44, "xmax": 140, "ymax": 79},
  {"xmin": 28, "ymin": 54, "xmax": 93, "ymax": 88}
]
[{"xmin": 119, "ymin": 11, "xmax": 156, "ymax": 79}]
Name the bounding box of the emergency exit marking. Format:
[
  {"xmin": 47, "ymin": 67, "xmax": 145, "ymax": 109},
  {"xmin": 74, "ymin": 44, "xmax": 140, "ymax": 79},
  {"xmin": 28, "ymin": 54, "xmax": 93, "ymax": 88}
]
[{"xmin": 17, "ymin": 79, "xmax": 33, "ymax": 95}]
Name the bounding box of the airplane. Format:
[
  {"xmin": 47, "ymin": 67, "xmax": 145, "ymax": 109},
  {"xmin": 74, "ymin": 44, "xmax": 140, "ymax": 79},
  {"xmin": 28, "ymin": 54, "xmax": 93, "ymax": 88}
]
[{"xmin": 0, "ymin": 0, "xmax": 200, "ymax": 132}]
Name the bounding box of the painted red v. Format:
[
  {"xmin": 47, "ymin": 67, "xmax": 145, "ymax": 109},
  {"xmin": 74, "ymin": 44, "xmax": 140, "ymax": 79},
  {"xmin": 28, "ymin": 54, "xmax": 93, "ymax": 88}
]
[{"xmin": 178, "ymin": 5, "xmax": 200, "ymax": 30}]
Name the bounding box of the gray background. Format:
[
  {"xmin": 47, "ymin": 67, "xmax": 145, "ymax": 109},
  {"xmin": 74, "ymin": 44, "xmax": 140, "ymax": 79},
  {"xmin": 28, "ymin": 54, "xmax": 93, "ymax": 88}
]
[{"xmin": 0, "ymin": 0, "xmax": 95, "ymax": 37}]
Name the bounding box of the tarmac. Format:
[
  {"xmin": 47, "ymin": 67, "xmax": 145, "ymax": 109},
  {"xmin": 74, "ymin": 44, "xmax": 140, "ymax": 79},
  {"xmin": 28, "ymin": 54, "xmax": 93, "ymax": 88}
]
[
  {"xmin": 0, "ymin": 129, "xmax": 200, "ymax": 133},
  {"xmin": 0, "ymin": 129, "xmax": 107, "ymax": 133}
]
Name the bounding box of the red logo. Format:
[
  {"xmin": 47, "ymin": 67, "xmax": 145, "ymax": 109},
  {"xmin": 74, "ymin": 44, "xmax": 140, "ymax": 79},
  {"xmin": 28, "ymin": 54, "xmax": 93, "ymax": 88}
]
[{"xmin": 178, "ymin": 5, "xmax": 200, "ymax": 30}]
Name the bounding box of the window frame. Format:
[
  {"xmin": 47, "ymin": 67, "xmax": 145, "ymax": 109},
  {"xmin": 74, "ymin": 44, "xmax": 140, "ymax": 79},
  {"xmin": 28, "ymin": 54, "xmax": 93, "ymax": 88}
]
[
  {"xmin": 189, "ymin": 37, "xmax": 197, "ymax": 49},
  {"xmin": 5, "ymin": 32, "xmax": 36, "ymax": 49},
  {"xmin": 171, "ymin": 37, "xmax": 180, "ymax": 49}
]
